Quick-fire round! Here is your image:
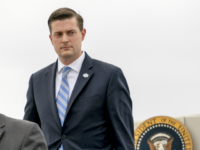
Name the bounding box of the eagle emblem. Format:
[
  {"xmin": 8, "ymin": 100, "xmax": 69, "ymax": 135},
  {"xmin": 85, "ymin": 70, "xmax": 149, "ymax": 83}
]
[
  {"xmin": 134, "ymin": 116, "xmax": 193, "ymax": 150},
  {"xmin": 147, "ymin": 132, "xmax": 173, "ymax": 150}
]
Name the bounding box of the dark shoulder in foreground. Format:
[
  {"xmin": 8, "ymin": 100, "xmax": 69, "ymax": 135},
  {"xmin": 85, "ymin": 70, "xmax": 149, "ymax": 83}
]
[
  {"xmin": 92, "ymin": 58, "xmax": 121, "ymax": 72},
  {"xmin": 2, "ymin": 113, "xmax": 39, "ymax": 129},
  {"xmin": 32, "ymin": 61, "xmax": 56, "ymax": 76}
]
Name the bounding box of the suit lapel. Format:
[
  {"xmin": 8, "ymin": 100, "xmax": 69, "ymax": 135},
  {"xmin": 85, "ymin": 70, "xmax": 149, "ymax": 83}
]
[
  {"xmin": 64, "ymin": 53, "xmax": 93, "ymax": 119},
  {"xmin": 0, "ymin": 114, "xmax": 5, "ymax": 140},
  {"xmin": 45, "ymin": 61, "xmax": 62, "ymax": 129}
]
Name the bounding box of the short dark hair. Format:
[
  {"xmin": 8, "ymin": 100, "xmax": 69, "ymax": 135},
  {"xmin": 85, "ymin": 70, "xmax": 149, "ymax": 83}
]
[{"xmin": 48, "ymin": 8, "xmax": 84, "ymax": 33}]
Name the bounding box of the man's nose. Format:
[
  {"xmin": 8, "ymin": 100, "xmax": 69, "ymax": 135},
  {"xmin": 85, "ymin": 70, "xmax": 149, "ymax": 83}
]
[{"xmin": 62, "ymin": 34, "xmax": 69, "ymax": 43}]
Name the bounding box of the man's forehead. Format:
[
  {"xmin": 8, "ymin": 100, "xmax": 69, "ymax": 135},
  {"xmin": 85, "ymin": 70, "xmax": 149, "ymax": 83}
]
[{"xmin": 51, "ymin": 18, "xmax": 79, "ymax": 32}]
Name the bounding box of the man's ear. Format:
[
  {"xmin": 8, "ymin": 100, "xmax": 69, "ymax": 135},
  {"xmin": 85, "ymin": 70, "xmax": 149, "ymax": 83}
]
[
  {"xmin": 49, "ymin": 34, "xmax": 53, "ymax": 44},
  {"xmin": 81, "ymin": 29, "xmax": 86, "ymax": 41}
]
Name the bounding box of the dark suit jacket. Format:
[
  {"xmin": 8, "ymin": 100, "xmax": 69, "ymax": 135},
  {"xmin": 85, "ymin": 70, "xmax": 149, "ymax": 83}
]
[
  {"xmin": 0, "ymin": 114, "xmax": 48, "ymax": 150},
  {"xmin": 24, "ymin": 53, "xmax": 134, "ymax": 150}
]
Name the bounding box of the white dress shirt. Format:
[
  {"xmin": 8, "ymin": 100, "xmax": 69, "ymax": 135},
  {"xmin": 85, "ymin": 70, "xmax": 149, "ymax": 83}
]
[{"xmin": 55, "ymin": 51, "xmax": 85, "ymax": 99}]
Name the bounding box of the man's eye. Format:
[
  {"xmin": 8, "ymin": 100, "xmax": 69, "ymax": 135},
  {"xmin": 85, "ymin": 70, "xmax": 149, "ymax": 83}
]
[
  {"xmin": 69, "ymin": 31, "xmax": 74, "ymax": 35},
  {"xmin": 55, "ymin": 33, "xmax": 61, "ymax": 36}
]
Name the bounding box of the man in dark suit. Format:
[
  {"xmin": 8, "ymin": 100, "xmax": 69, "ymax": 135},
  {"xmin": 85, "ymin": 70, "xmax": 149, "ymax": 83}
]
[
  {"xmin": 24, "ymin": 7, "xmax": 135, "ymax": 150},
  {"xmin": 0, "ymin": 113, "xmax": 48, "ymax": 150}
]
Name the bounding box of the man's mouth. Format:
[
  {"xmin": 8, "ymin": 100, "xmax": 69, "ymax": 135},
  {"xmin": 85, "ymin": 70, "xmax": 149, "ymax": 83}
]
[{"xmin": 61, "ymin": 46, "xmax": 71, "ymax": 49}]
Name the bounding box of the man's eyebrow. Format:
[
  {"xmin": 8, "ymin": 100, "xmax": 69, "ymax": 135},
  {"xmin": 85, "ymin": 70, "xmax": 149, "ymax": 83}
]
[
  {"xmin": 53, "ymin": 31, "xmax": 62, "ymax": 34},
  {"xmin": 67, "ymin": 29, "xmax": 76, "ymax": 32},
  {"xmin": 54, "ymin": 29, "xmax": 76, "ymax": 33}
]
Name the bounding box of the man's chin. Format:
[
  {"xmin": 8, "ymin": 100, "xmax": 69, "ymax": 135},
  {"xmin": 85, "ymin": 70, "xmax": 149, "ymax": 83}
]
[
  {"xmin": 59, "ymin": 51, "xmax": 82, "ymax": 62},
  {"xmin": 62, "ymin": 53, "xmax": 73, "ymax": 59}
]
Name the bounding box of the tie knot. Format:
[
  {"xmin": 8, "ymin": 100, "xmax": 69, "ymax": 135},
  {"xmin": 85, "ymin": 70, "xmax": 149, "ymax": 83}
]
[{"xmin": 62, "ymin": 66, "xmax": 71, "ymax": 77}]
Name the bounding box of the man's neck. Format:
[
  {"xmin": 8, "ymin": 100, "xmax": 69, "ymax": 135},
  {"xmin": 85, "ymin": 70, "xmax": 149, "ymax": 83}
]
[{"xmin": 59, "ymin": 51, "xmax": 83, "ymax": 66}]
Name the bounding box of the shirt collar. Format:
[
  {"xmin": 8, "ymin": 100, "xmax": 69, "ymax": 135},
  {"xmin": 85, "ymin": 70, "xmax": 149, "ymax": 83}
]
[{"xmin": 57, "ymin": 51, "xmax": 85, "ymax": 74}]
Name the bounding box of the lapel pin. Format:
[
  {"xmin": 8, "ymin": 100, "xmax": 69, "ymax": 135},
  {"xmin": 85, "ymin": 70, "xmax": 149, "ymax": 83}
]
[{"xmin": 83, "ymin": 73, "xmax": 89, "ymax": 78}]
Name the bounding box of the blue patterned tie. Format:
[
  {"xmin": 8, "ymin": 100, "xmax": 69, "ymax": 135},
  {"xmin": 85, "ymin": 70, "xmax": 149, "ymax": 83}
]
[{"xmin": 56, "ymin": 66, "xmax": 71, "ymax": 150}]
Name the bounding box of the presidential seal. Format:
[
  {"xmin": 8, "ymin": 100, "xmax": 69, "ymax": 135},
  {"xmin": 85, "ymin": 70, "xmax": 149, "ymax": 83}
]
[{"xmin": 134, "ymin": 116, "xmax": 193, "ymax": 150}]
